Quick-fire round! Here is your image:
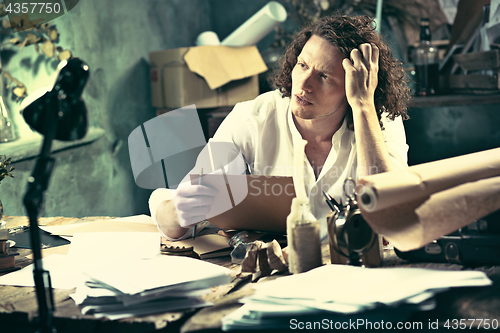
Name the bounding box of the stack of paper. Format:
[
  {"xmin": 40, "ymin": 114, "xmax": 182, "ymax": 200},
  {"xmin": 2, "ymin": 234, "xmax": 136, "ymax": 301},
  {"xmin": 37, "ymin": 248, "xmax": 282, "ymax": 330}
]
[
  {"xmin": 71, "ymin": 255, "xmax": 233, "ymax": 320},
  {"xmin": 222, "ymin": 264, "xmax": 492, "ymax": 330},
  {"xmin": 0, "ymin": 223, "xmax": 235, "ymax": 321}
]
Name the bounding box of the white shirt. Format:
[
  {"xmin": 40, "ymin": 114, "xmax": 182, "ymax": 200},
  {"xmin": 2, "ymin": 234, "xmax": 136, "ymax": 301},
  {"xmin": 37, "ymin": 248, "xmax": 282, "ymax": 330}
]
[{"xmin": 149, "ymin": 90, "xmax": 408, "ymax": 240}]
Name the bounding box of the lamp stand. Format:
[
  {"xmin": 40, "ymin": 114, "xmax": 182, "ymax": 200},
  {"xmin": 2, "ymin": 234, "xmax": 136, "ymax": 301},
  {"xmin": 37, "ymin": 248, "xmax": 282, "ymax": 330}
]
[{"xmin": 23, "ymin": 93, "xmax": 63, "ymax": 333}]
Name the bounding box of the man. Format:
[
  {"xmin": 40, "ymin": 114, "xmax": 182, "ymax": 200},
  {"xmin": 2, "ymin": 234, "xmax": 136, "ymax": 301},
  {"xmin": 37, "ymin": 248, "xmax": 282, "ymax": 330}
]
[{"xmin": 149, "ymin": 14, "xmax": 410, "ymax": 241}]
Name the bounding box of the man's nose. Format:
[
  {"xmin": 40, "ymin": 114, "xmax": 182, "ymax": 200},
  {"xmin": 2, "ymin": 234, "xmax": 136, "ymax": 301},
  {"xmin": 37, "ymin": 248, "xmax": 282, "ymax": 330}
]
[{"xmin": 298, "ymin": 71, "xmax": 313, "ymax": 92}]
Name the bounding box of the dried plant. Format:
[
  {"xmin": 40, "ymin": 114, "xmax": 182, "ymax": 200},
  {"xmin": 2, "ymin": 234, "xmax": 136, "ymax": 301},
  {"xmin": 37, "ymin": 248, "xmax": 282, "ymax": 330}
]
[
  {"xmin": 0, "ymin": 3, "xmax": 72, "ymax": 102},
  {"xmin": 0, "ymin": 155, "xmax": 14, "ymax": 184},
  {"xmin": 272, "ymin": 0, "xmax": 421, "ymax": 49}
]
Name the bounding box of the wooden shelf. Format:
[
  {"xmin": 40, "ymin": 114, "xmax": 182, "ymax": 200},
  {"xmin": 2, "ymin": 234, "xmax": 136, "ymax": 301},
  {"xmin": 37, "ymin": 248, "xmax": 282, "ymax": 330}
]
[
  {"xmin": 409, "ymin": 93, "xmax": 500, "ymax": 108},
  {"xmin": 1, "ymin": 127, "xmax": 105, "ymax": 163}
]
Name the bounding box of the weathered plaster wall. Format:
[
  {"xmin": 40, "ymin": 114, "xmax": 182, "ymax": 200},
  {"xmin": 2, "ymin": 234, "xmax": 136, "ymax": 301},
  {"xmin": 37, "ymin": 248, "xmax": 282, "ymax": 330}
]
[{"xmin": 1, "ymin": 0, "xmax": 211, "ymax": 217}]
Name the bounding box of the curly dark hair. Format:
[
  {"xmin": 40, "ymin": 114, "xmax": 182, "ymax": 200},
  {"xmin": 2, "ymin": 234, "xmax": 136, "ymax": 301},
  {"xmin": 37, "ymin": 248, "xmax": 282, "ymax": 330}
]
[{"xmin": 272, "ymin": 13, "xmax": 410, "ymax": 130}]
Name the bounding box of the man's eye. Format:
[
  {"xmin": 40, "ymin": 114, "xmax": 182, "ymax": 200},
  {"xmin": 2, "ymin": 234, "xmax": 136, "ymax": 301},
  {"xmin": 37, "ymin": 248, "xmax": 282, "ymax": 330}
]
[
  {"xmin": 320, "ymin": 74, "xmax": 328, "ymax": 79},
  {"xmin": 298, "ymin": 62, "xmax": 307, "ymax": 69}
]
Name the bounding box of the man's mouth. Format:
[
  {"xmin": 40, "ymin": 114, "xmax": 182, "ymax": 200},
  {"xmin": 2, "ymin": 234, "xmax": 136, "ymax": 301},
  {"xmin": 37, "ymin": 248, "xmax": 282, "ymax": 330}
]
[{"xmin": 295, "ymin": 95, "xmax": 312, "ymax": 106}]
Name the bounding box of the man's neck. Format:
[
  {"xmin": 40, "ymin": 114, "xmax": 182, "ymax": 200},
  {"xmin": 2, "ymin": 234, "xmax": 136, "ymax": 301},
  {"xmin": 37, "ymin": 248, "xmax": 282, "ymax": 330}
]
[
  {"xmin": 292, "ymin": 111, "xmax": 345, "ymax": 179},
  {"xmin": 292, "ymin": 111, "xmax": 345, "ymax": 144}
]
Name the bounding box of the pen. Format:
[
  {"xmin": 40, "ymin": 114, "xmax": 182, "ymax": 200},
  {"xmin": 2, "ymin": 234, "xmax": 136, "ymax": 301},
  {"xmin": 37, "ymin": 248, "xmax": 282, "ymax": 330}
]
[
  {"xmin": 192, "ymin": 168, "xmax": 203, "ymax": 240},
  {"xmin": 322, "ymin": 190, "xmax": 341, "ymax": 214}
]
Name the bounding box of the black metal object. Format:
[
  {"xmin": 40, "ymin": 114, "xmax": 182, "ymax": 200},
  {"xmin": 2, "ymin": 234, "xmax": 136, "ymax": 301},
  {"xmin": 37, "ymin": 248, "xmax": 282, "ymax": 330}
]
[
  {"xmin": 327, "ymin": 178, "xmax": 377, "ymax": 266},
  {"xmin": 22, "ymin": 58, "xmax": 89, "ymax": 333},
  {"xmin": 395, "ymin": 210, "xmax": 500, "ymax": 266}
]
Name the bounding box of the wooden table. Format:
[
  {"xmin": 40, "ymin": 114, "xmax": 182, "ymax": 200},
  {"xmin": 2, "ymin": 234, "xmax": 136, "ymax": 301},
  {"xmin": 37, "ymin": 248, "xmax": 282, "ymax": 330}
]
[
  {"xmin": 1, "ymin": 216, "xmax": 500, "ymax": 333},
  {"xmin": 0, "ymin": 216, "xmax": 242, "ymax": 333}
]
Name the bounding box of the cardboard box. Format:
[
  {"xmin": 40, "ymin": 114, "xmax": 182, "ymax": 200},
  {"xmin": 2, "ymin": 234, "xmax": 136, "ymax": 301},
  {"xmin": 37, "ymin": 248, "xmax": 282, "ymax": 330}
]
[{"xmin": 149, "ymin": 46, "xmax": 268, "ymax": 109}]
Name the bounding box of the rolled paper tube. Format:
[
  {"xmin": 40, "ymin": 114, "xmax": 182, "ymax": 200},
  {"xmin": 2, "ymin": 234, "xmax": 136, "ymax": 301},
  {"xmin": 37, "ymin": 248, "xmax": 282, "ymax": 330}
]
[
  {"xmin": 357, "ymin": 147, "xmax": 500, "ymax": 213},
  {"xmin": 221, "ymin": 1, "xmax": 287, "ymax": 46},
  {"xmin": 361, "ymin": 175, "xmax": 500, "ymax": 252},
  {"xmin": 195, "ymin": 31, "xmax": 220, "ymax": 46},
  {"xmin": 414, "ymin": 175, "xmax": 500, "ymax": 247}
]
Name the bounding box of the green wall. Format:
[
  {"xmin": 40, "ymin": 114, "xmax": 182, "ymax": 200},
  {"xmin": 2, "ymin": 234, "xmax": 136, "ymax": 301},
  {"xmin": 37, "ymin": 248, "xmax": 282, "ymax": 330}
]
[
  {"xmin": 0, "ymin": 0, "xmax": 211, "ymax": 218},
  {"xmin": 405, "ymin": 103, "xmax": 500, "ymax": 166}
]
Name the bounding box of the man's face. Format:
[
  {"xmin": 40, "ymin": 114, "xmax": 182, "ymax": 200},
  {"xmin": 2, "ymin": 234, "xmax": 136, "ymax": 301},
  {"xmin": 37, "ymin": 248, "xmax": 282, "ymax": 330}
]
[{"xmin": 291, "ymin": 35, "xmax": 348, "ymax": 120}]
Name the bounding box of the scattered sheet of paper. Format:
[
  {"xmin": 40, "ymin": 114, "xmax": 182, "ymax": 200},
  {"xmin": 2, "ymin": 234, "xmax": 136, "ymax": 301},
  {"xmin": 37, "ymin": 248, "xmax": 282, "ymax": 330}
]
[
  {"xmin": 47, "ymin": 215, "xmax": 158, "ymax": 236},
  {"xmin": 39, "ymin": 215, "xmax": 156, "ymax": 235},
  {"xmin": 40, "ymin": 223, "xmax": 91, "ymax": 235},
  {"xmin": 67, "ymin": 232, "xmax": 160, "ymax": 267},
  {"xmin": 222, "ymin": 264, "xmax": 492, "ymax": 330},
  {"xmin": 0, "ymin": 232, "xmax": 161, "ymax": 289},
  {"xmin": 0, "ymin": 254, "xmax": 82, "ymax": 289}
]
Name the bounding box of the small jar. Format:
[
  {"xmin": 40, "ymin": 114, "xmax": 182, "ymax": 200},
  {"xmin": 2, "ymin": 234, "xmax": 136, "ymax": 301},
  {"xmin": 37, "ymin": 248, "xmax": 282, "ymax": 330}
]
[{"xmin": 287, "ymin": 199, "xmax": 322, "ymax": 274}]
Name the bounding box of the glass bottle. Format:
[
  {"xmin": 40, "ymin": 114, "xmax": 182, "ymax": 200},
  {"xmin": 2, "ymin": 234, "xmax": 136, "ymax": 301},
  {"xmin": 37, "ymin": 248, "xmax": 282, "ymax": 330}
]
[
  {"xmin": 287, "ymin": 198, "xmax": 322, "ymax": 274},
  {"xmin": 0, "ymin": 54, "xmax": 18, "ymax": 143},
  {"xmin": 229, "ymin": 231, "xmax": 251, "ymax": 264},
  {"xmin": 413, "ymin": 18, "xmax": 439, "ymax": 96},
  {"xmin": 0, "ymin": 96, "xmax": 18, "ymax": 143}
]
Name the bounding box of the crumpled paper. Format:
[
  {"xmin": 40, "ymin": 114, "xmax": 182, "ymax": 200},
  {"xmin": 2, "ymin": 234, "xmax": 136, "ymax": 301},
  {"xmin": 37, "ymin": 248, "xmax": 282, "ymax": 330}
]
[{"xmin": 241, "ymin": 240, "xmax": 288, "ymax": 281}]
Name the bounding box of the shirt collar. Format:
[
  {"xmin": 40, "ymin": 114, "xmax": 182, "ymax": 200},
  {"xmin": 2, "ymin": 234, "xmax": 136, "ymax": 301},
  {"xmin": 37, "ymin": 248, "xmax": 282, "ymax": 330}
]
[{"xmin": 287, "ymin": 101, "xmax": 303, "ymax": 141}]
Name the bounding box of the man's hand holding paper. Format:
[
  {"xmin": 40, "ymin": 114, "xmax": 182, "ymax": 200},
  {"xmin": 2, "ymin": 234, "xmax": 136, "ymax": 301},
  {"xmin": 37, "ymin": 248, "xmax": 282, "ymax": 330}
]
[{"xmin": 173, "ymin": 181, "xmax": 217, "ymax": 228}]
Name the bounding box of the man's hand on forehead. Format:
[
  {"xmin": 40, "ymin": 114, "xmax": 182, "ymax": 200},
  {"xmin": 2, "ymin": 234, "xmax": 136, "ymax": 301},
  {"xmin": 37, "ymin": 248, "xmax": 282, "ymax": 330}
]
[
  {"xmin": 342, "ymin": 43, "xmax": 379, "ymax": 111},
  {"xmin": 359, "ymin": 43, "xmax": 379, "ymax": 66}
]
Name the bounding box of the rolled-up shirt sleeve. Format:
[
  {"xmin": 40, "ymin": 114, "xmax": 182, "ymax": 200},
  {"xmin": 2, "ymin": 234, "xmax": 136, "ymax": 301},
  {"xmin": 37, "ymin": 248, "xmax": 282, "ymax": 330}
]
[{"xmin": 381, "ymin": 114, "xmax": 409, "ymax": 170}]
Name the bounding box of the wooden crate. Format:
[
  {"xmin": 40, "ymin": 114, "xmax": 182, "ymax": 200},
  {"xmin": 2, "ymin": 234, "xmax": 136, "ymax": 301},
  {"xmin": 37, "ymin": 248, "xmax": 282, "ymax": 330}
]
[{"xmin": 453, "ymin": 50, "xmax": 500, "ymax": 72}]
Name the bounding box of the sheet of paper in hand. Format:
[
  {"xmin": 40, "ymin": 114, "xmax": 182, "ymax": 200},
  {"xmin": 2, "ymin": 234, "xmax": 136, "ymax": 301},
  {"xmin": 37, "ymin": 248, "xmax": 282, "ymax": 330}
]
[{"xmin": 190, "ymin": 174, "xmax": 294, "ymax": 234}]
